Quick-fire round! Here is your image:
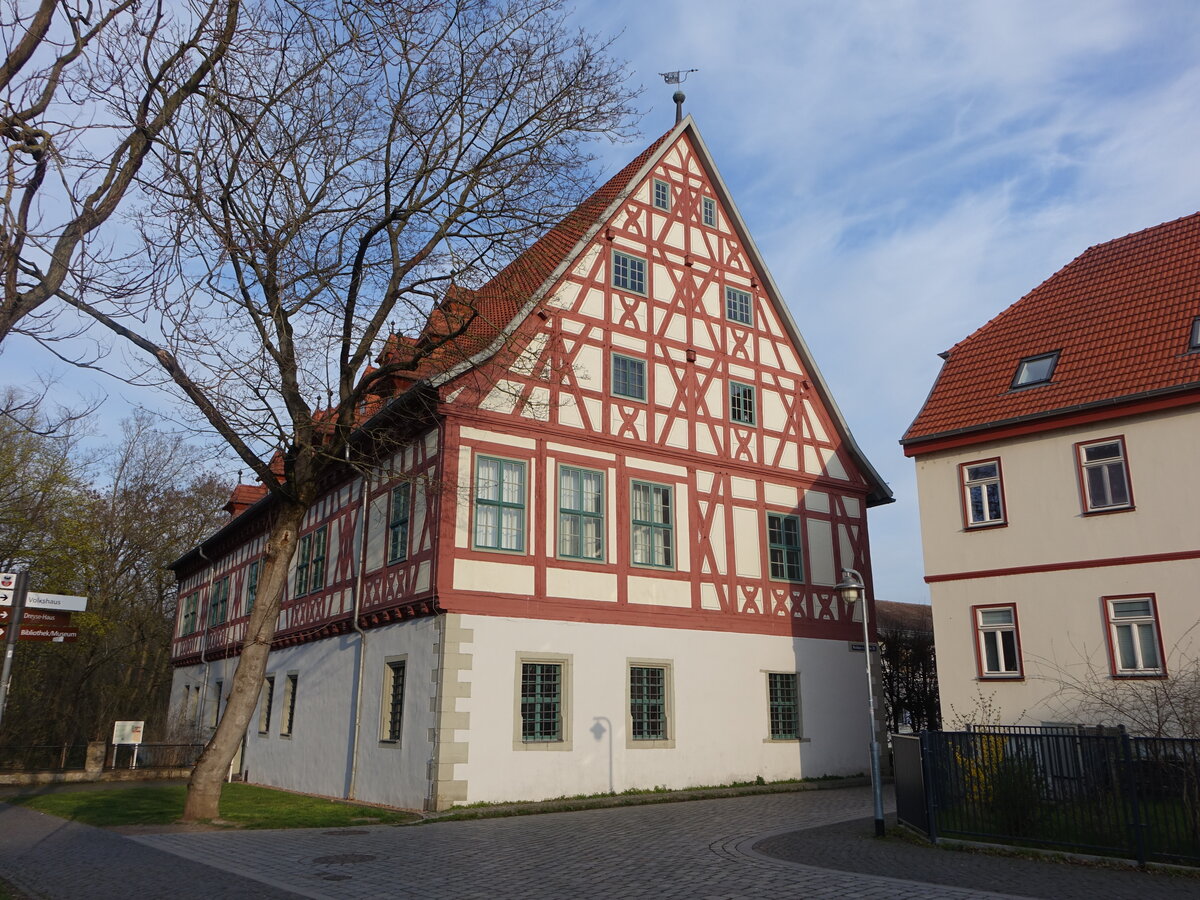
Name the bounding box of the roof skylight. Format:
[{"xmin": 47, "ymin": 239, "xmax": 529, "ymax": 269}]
[
  {"xmin": 1189, "ymin": 316, "xmax": 1200, "ymax": 352},
  {"xmin": 1011, "ymin": 351, "xmax": 1059, "ymax": 389}
]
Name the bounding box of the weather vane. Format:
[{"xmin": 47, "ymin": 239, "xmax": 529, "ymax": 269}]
[
  {"xmin": 659, "ymin": 69, "xmax": 698, "ymax": 85},
  {"xmin": 660, "ymin": 70, "xmax": 698, "ymax": 124}
]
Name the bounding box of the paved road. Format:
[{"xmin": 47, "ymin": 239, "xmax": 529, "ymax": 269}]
[{"xmin": 4, "ymin": 786, "xmax": 1197, "ymax": 898}]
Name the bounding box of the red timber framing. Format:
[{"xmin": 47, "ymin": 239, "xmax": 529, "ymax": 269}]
[
  {"xmin": 169, "ymin": 118, "xmax": 891, "ymax": 666},
  {"xmin": 171, "ymin": 431, "xmax": 441, "ymax": 666},
  {"xmin": 430, "ymin": 127, "xmax": 883, "ymax": 642}
]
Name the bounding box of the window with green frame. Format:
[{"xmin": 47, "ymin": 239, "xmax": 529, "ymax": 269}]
[
  {"xmin": 611, "ymin": 353, "xmax": 646, "ymax": 401},
  {"xmin": 474, "ymin": 457, "xmax": 526, "ymax": 551},
  {"xmin": 768, "ymin": 672, "xmax": 801, "ymax": 739},
  {"xmin": 766, "ymin": 513, "xmax": 804, "ymax": 582},
  {"xmin": 389, "ymin": 483, "xmax": 411, "ymax": 563},
  {"xmin": 208, "ymin": 576, "xmax": 230, "ymax": 626},
  {"xmin": 630, "ymin": 665, "xmax": 667, "ymax": 740},
  {"xmin": 281, "ymin": 672, "xmax": 298, "ymax": 736},
  {"xmin": 729, "ymin": 380, "xmax": 756, "ymax": 425},
  {"xmin": 295, "ymin": 525, "xmax": 327, "ymax": 595},
  {"xmin": 725, "ymin": 285, "xmax": 753, "ymax": 325},
  {"xmin": 382, "ymin": 659, "xmax": 406, "ymax": 743},
  {"xmin": 520, "ymin": 662, "xmax": 562, "ymax": 742},
  {"xmin": 612, "ymin": 250, "xmax": 646, "ymax": 294},
  {"xmin": 559, "ymin": 466, "xmax": 603, "ymax": 560},
  {"xmin": 630, "ymin": 481, "xmax": 672, "ymax": 568},
  {"xmin": 180, "ymin": 590, "xmax": 199, "ymax": 634},
  {"xmin": 245, "ymin": 560, "xmax": 260, "ymax": 615}
]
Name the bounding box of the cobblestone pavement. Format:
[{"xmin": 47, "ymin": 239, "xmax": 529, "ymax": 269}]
[{"xmin": 6, "ymin": 786, "xmax": 1196, "ymax": 899}]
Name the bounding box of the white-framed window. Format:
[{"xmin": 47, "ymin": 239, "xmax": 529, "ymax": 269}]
[
  {"xmin": 1190, "ymin": 316, "xmax": 1200, "ymax": 351},
  {"xmin": 653, "ymin": 178, "xmax": 671, "ymax": 211},
  {"xmin": 702, "ymin": 196, "xmax": 717, "ymax": 228},
  {"xmin": 612, "ymin": 250, "xmax": 646, "ymax": 294},
  {"xmin": 295, "ymin": 525, "xmax": 327, "ymax": 596},
  {"xmin": 729, "ymin": 380, "xmax": 756, "ymax": 425},
  {"xmin": 974, "ymin": 605, "xmax": 1021, "ymax": 678},
  {"xmin": 960, "ymin": 459, "xmax": 1005, "ymax": 527},
  {"xmin": 389, "ymin": 483, "xmax": 411, "ymax": 563},
  {"xmin": 1105, "ymin": 596, "xmax": 1164, "ymax": 676},
  {"xmin": 474, "ymin": 456, "xmax": 526, "ymax": 552},
  {"xmin": 630, "ymin": 481, "xmax": 673, "ymax": 568},
  {"xmin": 1077, "ymin": 437, "xmax": 1132, "ymax": 512},
  {"xmin": 380, "ymin": 658, "xmax": 406, "ymax": 743},
  {"xmin": 611, "ymin": 353, "xmax": 646, "ymax": 401},
  {"xmin": 766, "ymin": 513, "xmax": 803, "ymax": 582},
  {"xmin": 280, "ymin": 672, "xmax": 298, "ymax": 736},
  {"xmin": 725, "ymin": 286, "xmax": 752, "ymax": 325},
  {"xmin": 259, "ymin": 675, "xmax": 274, "ymax": 734},
  {"xmin": 558, "ymin": 466, "xmax": 603, "ymax": 561},
  {"xmin": 1011, "ymin": 351, "xmax": 1059, "ymax": 388}
]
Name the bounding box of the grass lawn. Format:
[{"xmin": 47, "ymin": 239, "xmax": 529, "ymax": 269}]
[{"xmin": 6, "ymin": 783, "xmax": 418, "ymax": 829}]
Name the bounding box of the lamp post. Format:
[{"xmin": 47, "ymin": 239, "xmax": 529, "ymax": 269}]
[{"xmin": 836, "ymin": 566, "xmax": 885, "ymax": 837}]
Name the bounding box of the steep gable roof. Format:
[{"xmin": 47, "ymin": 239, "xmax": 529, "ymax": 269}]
[
  {"xmin": 428, "ymin": 116, "xmax": 892, "ymax": 506},
  {"xmin": 376, "ymin": 132, "xmax": 672, "ymax": 379},
  {"xmin": 903, "ymin": 211, "xmax": 1200, "ymax": 450}
]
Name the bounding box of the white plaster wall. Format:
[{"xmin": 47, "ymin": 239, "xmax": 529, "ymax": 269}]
[
  {"xmin": 240, "ymin": 617, "xmax": 439, "ymax": 809},
  {"xmin": 932, "ymin": 557, "xmax": 1200, "ymax": 728},
  {"xmin": 454, "ymin": 615, "xmax": 868, "ymax": 804},
  {"xmin": 915, "ymin": 407, "xmax": 1200, "ymax": 578}
]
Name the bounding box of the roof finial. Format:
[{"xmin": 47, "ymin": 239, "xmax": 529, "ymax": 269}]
[{"xmin": 660, "ymin": 69, "xmax": 698, "ymax": 125}]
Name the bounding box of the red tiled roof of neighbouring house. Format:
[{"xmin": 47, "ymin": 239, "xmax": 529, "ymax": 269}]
[
  {"xmin": 377, "ymin": 130, "xmax": 674, "ymax": 380},
  {"xmin": 902, "ymin": 211, "xmax": 1200, "ymax": 450}
]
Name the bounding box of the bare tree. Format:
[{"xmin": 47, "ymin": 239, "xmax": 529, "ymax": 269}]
[
  {"xmin": 878, "ymin": 625, "xmax": 940, "ymax": 734},
  {"xmin": 0, "ymin": 0, "xmax": 240, "ymax": 344},
  {"xmin": 1047, "ymin": 655, "xmax": 1200, "ymax": 739},
  {"xmin": 68, "ymin": 0, "xmax": 636, "ymax": 819},
  {"xmin": 0, "ymin": 405, "xmax": 226, "ymax": 746}
]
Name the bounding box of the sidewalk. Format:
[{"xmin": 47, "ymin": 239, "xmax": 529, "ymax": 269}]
[
  {"xmin": 0, "ymin": 803, "xmax": 299, "ymax": 899},
  {"xmin": 754, "ymin": 812, "xmax": 1200, "ymax": 900}
]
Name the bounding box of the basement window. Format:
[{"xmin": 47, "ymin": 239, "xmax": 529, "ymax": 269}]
[{"xmin": 1011, "ymin": 351, "xmax": 1059, "ymax": 389}]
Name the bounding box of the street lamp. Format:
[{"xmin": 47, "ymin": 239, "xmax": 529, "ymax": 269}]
[{"xmin": 836, "ymin": 567, "xmax": 885, "ymax": 837}]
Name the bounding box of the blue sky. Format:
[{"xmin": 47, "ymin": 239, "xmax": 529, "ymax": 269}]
[
  {"xmin": 569, "ymin": 0, "xmax": 1200, "ymax": 603},
  {"xmin": 5, "ymin": 1, "xmax": 1200, "ymax": 605}
]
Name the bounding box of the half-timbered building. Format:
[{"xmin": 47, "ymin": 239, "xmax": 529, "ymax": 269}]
[{"xmin": 168, "ymin": 117, "xmax": 892, "ymax": 810}]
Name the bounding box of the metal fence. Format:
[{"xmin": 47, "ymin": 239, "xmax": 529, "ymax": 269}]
[
  {"xmin": 895, "ymin": 728, "xmax": 1200, "ymax": 867},
  {"xmin": 0, "ymin": 744, "xmax": 89, "ymax": 772},
  {"xmin": 107, "ymin": 743, "xmax": 204, "ymax": 770},
  {"xmin": 0, "ymin": 742, "xmax": 204, "ymax": 772}
]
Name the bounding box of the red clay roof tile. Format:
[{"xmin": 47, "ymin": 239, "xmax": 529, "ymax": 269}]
[{"xmin": 903, "ymin": 211, "xmax": 1200, "ymax": 447}]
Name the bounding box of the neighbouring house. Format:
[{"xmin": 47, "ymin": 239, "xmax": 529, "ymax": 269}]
[
  {"xmin": 901, "ymin": 212, "xmax": 1200, "ymax": 731},
  {"xmin": 167, "ymin": 116, "xmax": 893, "ymax": 811}
]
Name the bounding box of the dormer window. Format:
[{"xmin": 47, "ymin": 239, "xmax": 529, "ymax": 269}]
[
  {"xmin": 1011, "ymin": 351, "xmax": 1059, "ymax": 389},
  {"xmin": 1189, "ymin": 316, "xmax": 1200, "ymax": 352}
]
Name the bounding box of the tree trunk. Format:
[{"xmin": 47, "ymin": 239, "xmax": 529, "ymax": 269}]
[{"xmin": 182, "ymin": 501, "xmax": 304, "ymax": 821}]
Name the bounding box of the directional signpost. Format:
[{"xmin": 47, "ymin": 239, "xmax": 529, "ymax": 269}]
[{"xmin": 0, "ymin": 572, "xmax": 88, "ymax": 728}]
